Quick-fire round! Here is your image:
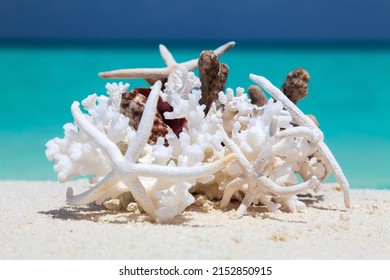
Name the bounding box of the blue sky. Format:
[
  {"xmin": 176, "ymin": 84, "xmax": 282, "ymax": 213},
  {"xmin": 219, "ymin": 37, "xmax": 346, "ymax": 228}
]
[{"xmin": 1, "ymin": 0, "xmax": 389, "ymax": 41}]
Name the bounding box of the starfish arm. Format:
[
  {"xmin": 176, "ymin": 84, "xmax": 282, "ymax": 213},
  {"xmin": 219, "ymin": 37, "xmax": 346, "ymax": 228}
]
[
  {"xmin": 218, "ymin": 125, "xmax": 253, "ymax": 172},
  {"xmin": 251, "ymin": 74, "xmax": 350, "ymax": 208},
  {"xmin": 132, "ymin": 154, "xmax": 236, "ymax": 179},
  {"xmin": 179, "ymin": 58, "xmax": 199, "ymax": 72},
  {"xmin": 257, "ymin": 175, "xmax": 319, "ymax": 197},
  {"xmin": 125, "ymin": 81, "xmax": 162, "ymax": 162},
  {"xmin": 71, "ymin": 102, "xmax": 123, "ymax": 165},
  {"xmin": 99, "ymin": 42, "xmax": 235, "ymax": 80},
  {"xmin": 220, "ymin": 177, "xmax": 244, "ymax": 208},
  {"xmin": 254, "ymin": 116, "xmax": 278, "ymax": 171},
  {"xmin": 236, "ymin": 184, "xmax": 257, "ymax": 217},
  {"xmin": 98, "ymin": 68, "xmax": 169, "ymax": 80},
  {"xmin": 159, "ymin": 44, "xmax": 177, "ymax": 67},
  {"xmin": 66, "ymin": 171, "xmax": 120, "ymax": 206},
  {"xmin": 213, "ymin": 41, "xmax": 236, "ymax": 57},
  {"xmin": 250, "ymin": 74, "xmax": 318, "ymax": 130},
  {"xmin": 257, "ymin": 194, "xmax": 281, "ymax": 212},
  {"xmin": 121, "ymin": 176, "xmax": 159, "ymax": 221},
  {"xmin": 276, "ymin": 126, "xmax": 314, "ymax": 138},
  {"xmin": 276, "ymin": 126, "xmax": 324, "ymax": 144},
  {"xmin": 317, "ymin": 142, "xmax": 351, "ymax": 208}
]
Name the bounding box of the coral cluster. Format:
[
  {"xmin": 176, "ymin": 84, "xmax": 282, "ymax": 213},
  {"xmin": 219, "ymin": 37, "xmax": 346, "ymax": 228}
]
[{"xmin": 46, "ymin": 42, "xmax": 350, "ymax": 222}]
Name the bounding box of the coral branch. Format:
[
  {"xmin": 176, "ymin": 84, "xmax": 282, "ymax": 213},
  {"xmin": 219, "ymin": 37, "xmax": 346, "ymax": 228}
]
[
  {"xmin": 248, "ymin": 85, "xmax": 268, "ymax": 107},
  {"xmin": 281, "ymin": 68, "xmax": 310, "ymax": 104},
  {"xmin": 198, "ymin": 50, "xmax": 228, "ymax": 113},
  {"xmin": 71, "ymin": 102, "xmax": 123, "ymax": 166}
]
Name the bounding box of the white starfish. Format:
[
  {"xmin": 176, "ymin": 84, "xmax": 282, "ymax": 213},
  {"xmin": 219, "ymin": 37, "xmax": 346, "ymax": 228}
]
[
  {"xmin": 66, "ymin": 80, "xmax": 235, "ymax": 222},
  {"xmin": 218, "ymin": 117, "xmax": 320, "ymax": 217},
  {"xmin": 98, "ymin": 41, "xmax": 235, "ymax": 82},
  {"xmin": 250, "ymin": 74, "xmax": 351, "ymax": 208}
]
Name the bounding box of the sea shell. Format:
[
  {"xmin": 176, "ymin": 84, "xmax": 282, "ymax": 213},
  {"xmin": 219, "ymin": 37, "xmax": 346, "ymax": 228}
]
[
  {"xmin": 121, "ymin": 88, "xmax": 169, "ymax": 144},
  {"xmin": 120, "ymin": 88, "xmax": 188, "ymax": 145}
]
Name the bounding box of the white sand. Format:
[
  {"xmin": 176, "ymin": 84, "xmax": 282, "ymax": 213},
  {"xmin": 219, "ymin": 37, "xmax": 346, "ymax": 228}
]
[{"xmin": 0, "ymin": 180, "xmax": 389, "ymax": 259}]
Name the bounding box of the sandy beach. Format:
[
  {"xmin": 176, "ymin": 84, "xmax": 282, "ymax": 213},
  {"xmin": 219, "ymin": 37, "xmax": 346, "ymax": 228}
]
[{"xmin": 0, "ymin": 180, "xmax": 389, "ymax": 259}]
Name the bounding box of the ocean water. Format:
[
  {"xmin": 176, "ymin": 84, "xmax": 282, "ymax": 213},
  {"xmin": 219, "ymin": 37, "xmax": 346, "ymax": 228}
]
[{"xmin": 0, "ymin": 42, "xmax": 389, "ymax": 189}]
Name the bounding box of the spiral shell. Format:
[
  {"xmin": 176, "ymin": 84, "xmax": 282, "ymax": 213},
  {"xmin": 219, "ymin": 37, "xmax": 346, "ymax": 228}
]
[{"xmin": 121, "ymin": 88, "xmax": 169, "ymax": 144}]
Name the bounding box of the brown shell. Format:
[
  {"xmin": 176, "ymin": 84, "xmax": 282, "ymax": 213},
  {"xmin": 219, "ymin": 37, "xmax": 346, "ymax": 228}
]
[{"xmin": 121, "ymin": 88, "xmax": 170, "ymax": 145}]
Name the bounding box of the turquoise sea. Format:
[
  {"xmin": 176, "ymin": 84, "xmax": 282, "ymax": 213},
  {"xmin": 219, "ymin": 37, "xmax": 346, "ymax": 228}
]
[{"xmin": 0, "ymin": 42, "xmax": 389, "ymax": 189}]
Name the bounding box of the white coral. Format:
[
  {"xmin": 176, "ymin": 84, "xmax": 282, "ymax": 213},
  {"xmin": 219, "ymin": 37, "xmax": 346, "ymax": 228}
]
[
  {"xmin": 46, "ymin": 84, "xmax": 132, "ymax": 183},
  {"xmin": 153, "ymin": 69, "xmax": 224, "ymax": 171},
  {"xmin": 147, "ymin": 69, "xmax": 226, "ymax": 212},
  {"xmin": 46, "ymin": 79, "xmax": 235, "ymax": 222},
  {"xmin": 216, "ymin": 87, "xmax": 331, "ymax": 213}
]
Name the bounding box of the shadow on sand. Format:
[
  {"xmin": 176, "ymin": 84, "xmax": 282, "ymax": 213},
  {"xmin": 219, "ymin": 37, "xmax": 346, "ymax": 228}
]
[{"xmin": 38, "ymin": 192, "xmax": 333, "ymax": 225}]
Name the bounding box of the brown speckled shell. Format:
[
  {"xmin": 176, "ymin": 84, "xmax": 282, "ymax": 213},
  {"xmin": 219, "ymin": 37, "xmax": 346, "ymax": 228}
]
[{"xmin": 121, "ymin": 88, "xmax": 169, "ymax": 145}]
